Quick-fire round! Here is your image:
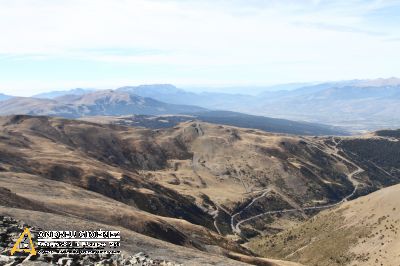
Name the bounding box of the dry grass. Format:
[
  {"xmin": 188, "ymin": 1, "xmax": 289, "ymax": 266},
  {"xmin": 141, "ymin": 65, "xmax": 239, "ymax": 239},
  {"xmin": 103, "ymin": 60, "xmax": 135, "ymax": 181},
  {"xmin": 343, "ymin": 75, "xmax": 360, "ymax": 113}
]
[
  {"xmin": 248, "ymin": 184, "xmax": 400, "ymax": 266},
  {"xmin": 1, "ymin": 115, "xmax": 399, "ymax": 265}
]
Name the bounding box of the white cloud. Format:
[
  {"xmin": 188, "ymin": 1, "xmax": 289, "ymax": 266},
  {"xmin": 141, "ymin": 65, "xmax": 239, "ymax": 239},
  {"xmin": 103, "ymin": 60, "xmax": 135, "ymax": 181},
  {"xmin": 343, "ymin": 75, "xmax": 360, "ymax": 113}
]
[{"xmin": 0, "ymin": 0, "xmax": 400, "ymax": 94}]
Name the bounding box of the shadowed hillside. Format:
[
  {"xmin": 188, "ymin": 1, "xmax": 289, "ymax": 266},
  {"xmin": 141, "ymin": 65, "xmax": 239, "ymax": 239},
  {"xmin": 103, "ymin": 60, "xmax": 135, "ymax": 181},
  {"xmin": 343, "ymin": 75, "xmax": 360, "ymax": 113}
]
[{"xmin": 80, "ymin": 112, "xmax": 347, "ymax": 136}]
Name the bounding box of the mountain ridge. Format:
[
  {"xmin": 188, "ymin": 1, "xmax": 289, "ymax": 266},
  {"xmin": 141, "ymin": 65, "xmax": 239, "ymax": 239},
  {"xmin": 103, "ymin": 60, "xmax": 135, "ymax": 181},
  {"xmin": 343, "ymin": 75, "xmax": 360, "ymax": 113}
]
[
  {"xmin": 0, "ymin": 90, "xmax": 345, "ymax": 136},
  {"xmin": 0, "ymin": 90, "xmax": 207, "ymax": 118}
]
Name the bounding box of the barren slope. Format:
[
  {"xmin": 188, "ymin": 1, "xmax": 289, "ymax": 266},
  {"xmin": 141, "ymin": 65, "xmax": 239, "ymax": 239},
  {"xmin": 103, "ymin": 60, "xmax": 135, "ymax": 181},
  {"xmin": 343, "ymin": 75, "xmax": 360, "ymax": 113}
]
[
  {"xmin": 141, "ymin": 121, "xmax": 399, "ymax": 238},
  {"xmin": 248, "ymin": 183, "xmax": 400, "ymax": 266},
  {"xmin": 0, "ymin": 115, "xmax": 399, "ymax": 264}
]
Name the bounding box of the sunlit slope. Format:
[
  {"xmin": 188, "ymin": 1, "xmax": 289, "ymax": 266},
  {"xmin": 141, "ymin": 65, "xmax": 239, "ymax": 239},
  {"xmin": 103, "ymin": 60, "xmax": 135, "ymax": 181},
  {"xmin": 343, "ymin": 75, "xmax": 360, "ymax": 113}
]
[{"xmin": 248, "ymin": 184, "xmax": 400, "ymax": 266}]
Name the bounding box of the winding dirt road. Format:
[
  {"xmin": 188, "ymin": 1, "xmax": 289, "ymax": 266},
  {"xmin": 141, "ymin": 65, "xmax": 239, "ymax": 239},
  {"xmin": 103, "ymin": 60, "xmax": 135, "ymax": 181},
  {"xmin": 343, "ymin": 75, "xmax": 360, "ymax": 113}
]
[{"xmin": 229, "ymin": 139, "xmax": 365, "ymax": 234}]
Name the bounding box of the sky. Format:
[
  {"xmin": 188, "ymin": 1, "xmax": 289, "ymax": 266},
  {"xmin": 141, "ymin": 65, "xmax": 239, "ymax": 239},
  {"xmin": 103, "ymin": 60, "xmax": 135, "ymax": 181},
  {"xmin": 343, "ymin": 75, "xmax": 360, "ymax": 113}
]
[{"xmin": 0, "ymin": 0, "xmax": 400, "ymax": 96}]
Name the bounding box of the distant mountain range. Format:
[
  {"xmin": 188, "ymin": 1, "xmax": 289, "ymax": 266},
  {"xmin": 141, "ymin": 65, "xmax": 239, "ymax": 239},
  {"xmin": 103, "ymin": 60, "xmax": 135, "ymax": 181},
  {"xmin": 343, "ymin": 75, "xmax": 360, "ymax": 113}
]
[
  {"xmin": 251, "ymin": 78, "xmax": 400, "ymax": 131},
  {"xmin": 117, "ymin": 85, "xmax": 255, "ymax": 110},
  {"xmin": 1, "ymin": 77, "xmax": 399, "ymax": 133},
  {"xmin": 0, "ymin": 89, "xmax": 344, "ymax": 136},
  {"xmin": 32, "ymin": 88, "xmax": 96, "ymax": 99},
  {"xmin": 0, "ymin": 90, "xmax": 206, "ymax": 118},
  {"xmin": 116, "ymin": 78, "xmax": 400, "ymax": 132}
]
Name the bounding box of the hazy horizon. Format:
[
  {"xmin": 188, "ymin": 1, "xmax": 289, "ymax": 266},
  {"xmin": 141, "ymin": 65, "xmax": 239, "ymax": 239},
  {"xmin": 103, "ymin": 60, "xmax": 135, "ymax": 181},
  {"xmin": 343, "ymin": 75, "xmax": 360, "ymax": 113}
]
[
  {"xmin": 3, "ymin": 76, "xmax": 400, "ymax": 97},
  {"xmin": 3, "ymin": 81, "xmax": 318, "ymax": 96}
]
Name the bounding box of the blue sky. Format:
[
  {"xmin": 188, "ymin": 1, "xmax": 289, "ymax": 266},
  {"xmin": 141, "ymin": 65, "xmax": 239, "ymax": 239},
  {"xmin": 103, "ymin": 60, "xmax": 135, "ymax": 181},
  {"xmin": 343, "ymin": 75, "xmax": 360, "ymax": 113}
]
[{"xmin": 0, "ymin": 0, "xmax": 400, "ymax": 96}]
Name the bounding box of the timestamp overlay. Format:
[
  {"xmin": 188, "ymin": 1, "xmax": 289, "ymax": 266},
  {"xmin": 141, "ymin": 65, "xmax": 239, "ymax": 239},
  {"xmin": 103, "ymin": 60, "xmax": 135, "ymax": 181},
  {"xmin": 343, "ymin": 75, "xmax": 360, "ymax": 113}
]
[{"xmin": 36, "ymin": 230, "xmax": 121, "ymax": 255}]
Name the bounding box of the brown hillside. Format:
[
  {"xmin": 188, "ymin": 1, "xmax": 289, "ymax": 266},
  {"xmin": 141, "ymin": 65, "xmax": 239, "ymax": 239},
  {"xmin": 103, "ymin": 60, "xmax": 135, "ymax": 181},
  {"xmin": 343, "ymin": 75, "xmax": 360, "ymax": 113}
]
[
  {"xmin": 0, "ymin": 115, "xmax": 399, "ymax": 264},
  {"xmin": 248, "ymin": 183, "xmax": 400, "ymax": 266}
]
